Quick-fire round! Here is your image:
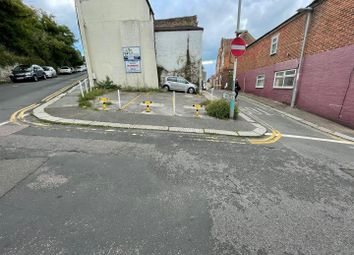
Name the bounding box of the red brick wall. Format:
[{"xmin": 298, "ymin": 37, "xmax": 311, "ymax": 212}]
[{"xmin": 237, "ymin": 0, "xmax": 354, "ymax": 128}]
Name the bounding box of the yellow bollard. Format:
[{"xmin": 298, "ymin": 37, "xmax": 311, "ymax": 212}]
[
  {"xmin": 143, "ymin": 101, "xmax": 153, "ymax": 113},
  {"xmin": 193, "ymin": 104, "xmax": 202, "ymax": 117},
  {"xmin": 100, "ymin": 97, "xmax": 109, "ymax": 111}
]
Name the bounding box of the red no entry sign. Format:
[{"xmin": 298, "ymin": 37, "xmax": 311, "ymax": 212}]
[{"xmin": 231, "ymin": 37, "xmax": 246, "ymax": 57}]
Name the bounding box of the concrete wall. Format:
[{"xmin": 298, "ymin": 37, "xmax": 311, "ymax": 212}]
[
  {"xmin": 77, "ymin": 0, "xmax": 158, "ymax": 88},
  {"xmin": 155, "ymin": 30, "xmax": 203, "ymax": 84}
]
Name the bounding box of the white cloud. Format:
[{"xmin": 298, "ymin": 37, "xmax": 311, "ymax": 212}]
[
  {"xmin": 22, "ymin": 0, "xmax": 314, "ymax": 76},
  {"xmin": 202, "ymin": 60, "xmax": 215, "ymax": 65}
]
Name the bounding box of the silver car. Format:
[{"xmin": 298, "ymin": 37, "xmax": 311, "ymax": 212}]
[{"xmin": 163, "ymin": 76, "xmax": 197, "ymax": 94}]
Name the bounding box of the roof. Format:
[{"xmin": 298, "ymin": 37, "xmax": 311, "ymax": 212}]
[
  {"xmin": 155, "ymin": 26, "xmax": 204, "ymax": 32},
  {"xmin": 247, "ymin": 0, "xmax": 322, "ymax": 49},
  {"xmin": 146, "ymin": 0, "xmax": 154, "ymax": 15},
  {"xmin": 154, "ymin": 16, "xmax": 204, "ymax": 32}
]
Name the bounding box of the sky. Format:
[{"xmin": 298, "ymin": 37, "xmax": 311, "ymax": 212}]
[{"xmin": 23, "ymin": 0, "xmax": 313, "ymax": 77}]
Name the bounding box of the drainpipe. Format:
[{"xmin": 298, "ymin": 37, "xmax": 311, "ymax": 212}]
[
  {"xmin": 291, "ymin": 7, "xmax": 313, "ymax": 108},
  {"xmin": 75, "ymin": 0, "xmax": 95, "ymax": 88}
]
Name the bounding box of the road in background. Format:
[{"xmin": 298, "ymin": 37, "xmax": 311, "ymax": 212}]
[{"xmin": 0, "ymin": 72, "xmax": 86, "ymax": 123}]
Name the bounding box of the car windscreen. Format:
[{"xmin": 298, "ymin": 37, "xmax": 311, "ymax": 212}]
[
  {"xmin": 43, "ymin": 67, "xmax": 50, "ymax": 71},
  {"xmin": 61, "ymin": 67, "xmax": 69, "ymax": 69},
  {"xmin": 14, "ymin": 65, "xmax": 32, "ymax": 72}
]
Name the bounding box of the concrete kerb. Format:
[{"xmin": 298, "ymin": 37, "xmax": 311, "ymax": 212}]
[
  {"xmin": 32, "ymin": 88, "xmax": 267, "ymax": 137},
  {"xmin": 240, "ymin": 95, "xmax": 354, "ymax": 142}
]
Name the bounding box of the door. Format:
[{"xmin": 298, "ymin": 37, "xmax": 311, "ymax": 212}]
[{"xmin": 177, "ymin": 77, "xmax": 189, "ymax": 92}]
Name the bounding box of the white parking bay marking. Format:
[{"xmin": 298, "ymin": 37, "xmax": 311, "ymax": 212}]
[{"xmin": 0, "ymin": 121, "xmax": 10, "ymax": 127}]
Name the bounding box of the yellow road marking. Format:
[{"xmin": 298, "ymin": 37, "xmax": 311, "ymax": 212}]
[
  {"xmin": 121, "ymin": 92, "xmax": 150, "ymax": 110},
  {"xmin": 10, "ymin": 104, "xmax": 37, "ymax": 123},
  {"xmin": 250, "ymin": 130, "xmax": 282, "ymax": 145}
]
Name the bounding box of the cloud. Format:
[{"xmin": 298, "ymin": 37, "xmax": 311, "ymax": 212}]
[
  {"xmin": 150, "ymin": 0, "xmax": 313, "ymax": 77},
  {"xmin": 22, "ymin": 0, "xmax": 314, "ymax": 77},
  {"xmin": 202, "ymin": 60, "xmax": 215, "ymax": 65}
]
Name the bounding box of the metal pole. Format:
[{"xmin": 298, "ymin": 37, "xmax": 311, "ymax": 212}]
[
  {"xmin": 173, "ymin": 91, "xmax": 176, "ymax": 115},
  {"xmin": 118, "ymin": 89, "xmax": 121, "ymax": 109},
  {"xmin": 230, "ymin": 0, "xmax": 242, "ymax": 119},
  {"xmin": 291, "ymin": 9, "xmax": 312, "ymax": 108},
  {"xmin": 79, "ymin": 81, "xmax": 84, "ymax": 97}
]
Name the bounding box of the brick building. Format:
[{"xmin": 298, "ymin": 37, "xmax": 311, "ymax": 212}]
[
  {"xmin": 237, "ymin": 0, "xmax": 354, "ymax": 128},
  {"xmin": 212, "ymin": 32, "xmax": 255, "ymax": 88}
]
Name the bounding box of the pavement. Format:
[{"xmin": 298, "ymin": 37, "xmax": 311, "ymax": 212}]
[
  {"xmin": 209, "ymin": 89, "xmax": 354, "ymax": 142},
  {"xmin": 1, "ymin": 83, "xmax": 354, "ymax": 254},
  {"xmin": 33, "ymin": 86, "xmax": 267, "ymax": 137}
]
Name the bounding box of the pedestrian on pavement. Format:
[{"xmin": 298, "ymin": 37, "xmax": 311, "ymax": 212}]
[{"xmin": 235, "ymin": 80, "xmax": 241, "ymax": 100}]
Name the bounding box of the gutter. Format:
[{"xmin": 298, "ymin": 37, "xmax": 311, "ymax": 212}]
[{"xmin": 291, "ymin": 7, "xmax": 313, "ymax": 107}]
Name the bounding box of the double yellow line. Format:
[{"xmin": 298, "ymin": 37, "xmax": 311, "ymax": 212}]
[
  {"xmin": 250, "ymin": 130, "xmax": 282, "ymax": 144},
  {"xmin": 10, "ymin": 78, "xmax": 84, "ymax": 125}
]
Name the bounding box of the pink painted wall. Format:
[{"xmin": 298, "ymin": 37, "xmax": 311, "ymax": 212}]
[
  {"xmin": 297, "ymin": 44, "xmax": 354, "ymax": 128},
  {"xmin": 239, "ymin": 59, "xmax": 299, "ymax": 104},
  {"xmin": 238, "ymin": 45, "xmax": 354, "ymax": 128}
]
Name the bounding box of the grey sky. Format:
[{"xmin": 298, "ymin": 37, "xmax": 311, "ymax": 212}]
[{"xmin": 23, "ymin": 0, "xmax": 313, "ymax": 77}]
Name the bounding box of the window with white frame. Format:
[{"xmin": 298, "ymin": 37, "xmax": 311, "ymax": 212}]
[
  {"xmin": 255, "ymin": 75, "xmax": 265, "ymax": 88},
  {"xmin": 273, "ymin": 69, "xmax": 297, "ymax": 88},
  {"xmin": 270, "ymin": 34, "xmax": 279, "ymax": 55}
]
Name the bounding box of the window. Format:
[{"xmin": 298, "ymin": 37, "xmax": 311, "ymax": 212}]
[
  {"xmin": 177, "ymin": 77, "xmax": 189, "ymax": 84},
  {"xmin": 255, "ymin": 75, "xmax": 265, "ymax": 88},
  {"xmin": 273, "ymin": 69, "xmax": 297, "ymax": 89},
  {"xmin": 167, "ymin": 77, "xmax": 177, "ymax": 82},
  {"xmin": 270, "ymin": 34, "xmax": 279, "ymax": 55}
]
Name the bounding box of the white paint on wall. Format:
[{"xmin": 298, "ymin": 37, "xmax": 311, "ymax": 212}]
[
  {"xmin": 76, "ymin": 0, "xmax": 158, "ymax": 88},
  {"xmin": 155, "ymin": 30, "xmax": 203, "ymax": 83}
]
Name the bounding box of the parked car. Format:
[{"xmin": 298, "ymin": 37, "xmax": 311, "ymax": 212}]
[
  {"xmin": 42, "ymin": 66, "xmax": 57, "ymax": 78},
  {"xmin": 59, "ymin": 66, "xmax": 72, "ymax": 75},
  {"xmin": 70, "ymin": 67, "xmax": 76, "ymax": 73},
  {"xmin": 75, "ymin": 65, "xmax": 86, "ymax": 72},
  {"xmin": 162, "ymin": 76, "xmax": 197, "ymax": 94},
  {"xmin": 10, "ymin": 64, "xmax": 46, "ymax": 82}
]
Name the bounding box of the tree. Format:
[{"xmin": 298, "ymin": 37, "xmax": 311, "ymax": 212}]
[{"xmin": 0, "ymin": 0, "xmax": 83, "ymax": 68}]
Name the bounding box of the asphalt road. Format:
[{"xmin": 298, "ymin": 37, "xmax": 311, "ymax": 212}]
[
  {"xmin": 0, "ymin": 87, "xmax": 353, "ymax": 254},
  {"xmin": 0, "ymin": 72, "xmax": 86, "ymax": 123}
]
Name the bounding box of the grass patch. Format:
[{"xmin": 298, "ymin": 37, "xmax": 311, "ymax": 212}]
[
  {"xmin": 78, "ymin": 87, "xmax": 116, "ymax": 108},
  {"xmin": 121, "ymin": 86, "xmax": 162, "ymax": 93},
  {"xmin": 205, "ymin": 99, "xmax": 238, "ymax": 120}
]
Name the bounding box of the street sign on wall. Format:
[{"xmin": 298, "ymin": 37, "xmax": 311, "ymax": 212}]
[
  {"xmin": 231, "ymin": 37, "xmax": 246, "ymax": 57},
  {"xmin": 122, "ymin": 46, "xmax": 141, "ymax": 73}
]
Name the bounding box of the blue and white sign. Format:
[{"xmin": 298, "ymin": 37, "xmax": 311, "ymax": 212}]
[
  {"xmin": 122, "ymin": 46, "xmax": 141, "ymax": 73},
  {"xmin": 122, "ymin": 47, "xmax": 141, "ymax": 61}
]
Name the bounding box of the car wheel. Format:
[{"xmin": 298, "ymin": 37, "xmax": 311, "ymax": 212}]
[
  {"xmin": 188, "ymin": 87, "xmax": 195, "ymax": 94},
  {"xmin": 33, "ymin": 75, "xmax": 38, "ymax": 82},
  {"xmin": 163, "ymin": 85, "xmax": 170, "ymax": 92}
]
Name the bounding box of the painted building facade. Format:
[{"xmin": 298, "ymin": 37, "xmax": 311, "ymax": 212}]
[
  {"xmin": 237, "ymin": 0, "xmax": 354, "ymax": 128},
  {"xmin": 154, "ymin": 16, "xmax": 203, "ymax": 85},
  {"xmin": 212, "ymin": 33, "xmax": 255, "ymax": 89},
  {"xmin": 75, "ymin": 0, "xmax": 159, "ymax": 88}
]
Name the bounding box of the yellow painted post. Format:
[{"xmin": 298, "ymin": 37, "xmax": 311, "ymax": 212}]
[
  {"xmin": 143, "ymin": 101, "xmax": 153, "ymax": 113},
  {"xmin": 193, "ymin": 104, "xmax": 202, "ymax": 117},
  {"xmin": 100, "ymin": 97, "xmax": 109, "ymax": 111}
]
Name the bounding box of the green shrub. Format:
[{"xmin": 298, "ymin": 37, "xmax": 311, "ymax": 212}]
[
  {"xmin": 200, "ymin": 99, "xmax": 211, "ymax": 107},
  {"xmin": 78, "ymin": 88, "xmax": 110, "ymax": 108},
  {"xmin": 205, "ymin": 99, "xmax": 238, "ymax": 120},
  {"xmin": 78, "ymin": 97, "xmax": 92, "ymax": 108},
  {"xmin": 121, "ymin": 86, "xmax": 162, "ymax": 93},
  {"xmin": 96, "ymin": 76, "xmax": 119, "ymax": 90}
]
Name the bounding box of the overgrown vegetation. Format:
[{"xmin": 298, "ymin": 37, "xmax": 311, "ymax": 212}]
[
  {"xmin": 205, "ymin": 99, "xmax": 238, "ymax": 120},
  {"xmin": 0, "ymin": 0, "xmax": 83, "ymax": 68},
  {"xmin": 121, "ymin": 86, "xmax": 162, "ymax": 93},
  {"xmin": 96, "ymin": 76, "xmax": 119, "ymax": 90},
  {"xmin": 78, "ymin": 88, "xmax": 116, "ymax": 108},
  {"xmin": 200, "ymin": 99, "xmax": 211, "ymax": 107}
]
